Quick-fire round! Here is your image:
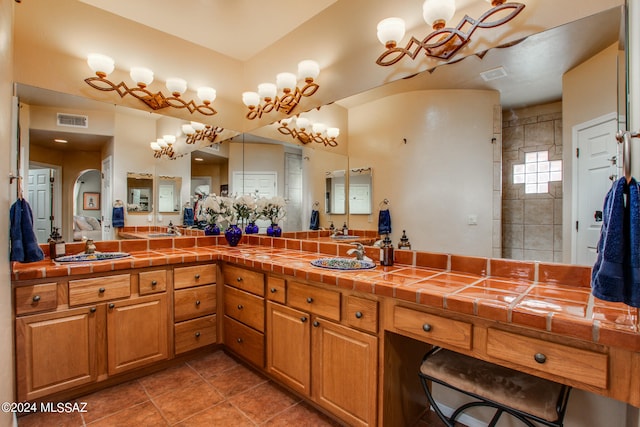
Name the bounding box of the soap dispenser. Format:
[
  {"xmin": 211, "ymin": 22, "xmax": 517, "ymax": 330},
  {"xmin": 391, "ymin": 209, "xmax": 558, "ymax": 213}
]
[
  {"xmin": 398, "ymin": 230, "xmax": 412, "ymax": 250},
  {"xmin": 380, "ymin": 235, "xmax": 394, "ymax": 266},
  {"xmin": 342, "ymin": 222, "xmax": 349, "ymax": 236},
  {"xmin": 48, "ymin": 227, "xmax": 66, "ymax": 259},
  {"xmin": 329, "ymin": 221, "xmax": 335, "ymax": 232}
]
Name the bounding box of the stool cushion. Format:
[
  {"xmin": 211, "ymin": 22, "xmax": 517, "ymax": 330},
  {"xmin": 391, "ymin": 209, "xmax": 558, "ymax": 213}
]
[{"xmin": 420, "ymin": 349, "xmax": 564, "ymax": 422}]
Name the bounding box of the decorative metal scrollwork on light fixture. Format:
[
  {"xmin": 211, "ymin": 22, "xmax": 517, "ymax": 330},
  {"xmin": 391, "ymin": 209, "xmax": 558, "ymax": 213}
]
[
  {"xmin": 150, "ymin": 135, "xmax": 176, "ymax": 159},
  {"xmin": 85, "ymin": 54, "xmax": 217, "ymax": 116},
  {"xmin": 182, "ymin": 122, "xmax": 224, "ymax": 144},
  {"xmin": 376, "ymin": 0, "xmax": 525, "ymax": 66},
  {"xmin": 277, "ymin": 117, "xmax": 339, "ymax": 147},
  {"xmin": 243, "ymin": 60, "xmax": 320, "ymax": 120}
]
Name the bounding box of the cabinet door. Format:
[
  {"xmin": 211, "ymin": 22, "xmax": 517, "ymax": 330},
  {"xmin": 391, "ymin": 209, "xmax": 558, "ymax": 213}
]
[
  {"xmin": 16, "ymin": 306, "xmax": 98, "ymax": 401},
  {"xmin": 266, "ymin": 302, "xmax": 311, "ymax": 396},
  {"xmin": 311, "ymin": 318, "xmax": 378, "ymax": 427},
  {"xmin": 107, "ymin": 294, "xmax": 168, "ymax": 375}
]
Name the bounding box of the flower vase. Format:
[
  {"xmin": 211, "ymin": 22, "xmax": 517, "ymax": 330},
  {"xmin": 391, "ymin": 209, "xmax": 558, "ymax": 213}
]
[
  {"xmin": 204, "ymin": 223, "xmax": 220, "ymax": 236},
  {"xmin": 245, "ymin": 222, "xmax": 259, "ymax": 234},
  {"xmin": 224, "ymin": 224, "xmax": 243, "ymax": 247},
  {"xmin": 267, "ymin": 223, "xmax": 282, "ymax": 237}
]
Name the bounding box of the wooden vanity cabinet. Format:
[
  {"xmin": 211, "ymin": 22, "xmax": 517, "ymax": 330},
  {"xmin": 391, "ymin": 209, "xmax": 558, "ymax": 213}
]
[
  {"xmin": 222, "ymin": 264, "xmax": 265, "ymax": 367},
  {"xmin": 173, "ymin": 264, "xmax": 217, "ymax": 355},
  {"xmin": 14, "ymin": 269, "xmax": 170, "ymax": 401},
  {"xmin": 266, "ymin": 280, "xmax": 378, "ymax": 427}
]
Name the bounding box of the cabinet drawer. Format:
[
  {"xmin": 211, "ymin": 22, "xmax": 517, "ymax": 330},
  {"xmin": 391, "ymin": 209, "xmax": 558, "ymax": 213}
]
[
  {"xmin": 393, "ymin": 305, "xmax": 472, "ymax": 350},
  {"xmin": 345, "ymin": 295, "xmax": 378, "ymax": 334},
  {"xmin": 174, "ymin": 264, "xmax": 216, "ymax": 290},
  {"xmin": 69, "ymin": 274, "xmax": 131, "ymax": 306},
  {"xmin": 288, "ymin": 281, "xmax": 340, "ymax": 322},
  {"xmin": 266, "ymin": 276, "xmax": 286, "ymax": 304},
  {"xmin": 224, "ymin": 315, "xmax": 264, "ymax": 368},
  {"xmin": 175, "ymin": 315, "xmax": 217, "ymax": 354},
  {"xmin": 15, "ymin": 283, "xmax": 58, "ymax": 315},
  {"xmin": 486, "ymin": 329, "xmax": 608, "ymax": 389},
  {"xmin": 139, "ymin": 270, "xmax": 167, "ymax": 295},
  {"xmin": 223, "ymin": 265, "xmax": 265, "ymax": 296},
  {"xmin": 174, "ymin": 284, "xmax": 217, "ymax": 322},
  {"xmin": 224, "ymin": 285, "xmax": 265, "ymax": 332}
]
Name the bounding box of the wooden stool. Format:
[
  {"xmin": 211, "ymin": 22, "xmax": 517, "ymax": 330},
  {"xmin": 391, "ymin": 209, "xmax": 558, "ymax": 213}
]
[{"xmin": 419, "ymin": 347, "xmax": 572, "ymax": 427}]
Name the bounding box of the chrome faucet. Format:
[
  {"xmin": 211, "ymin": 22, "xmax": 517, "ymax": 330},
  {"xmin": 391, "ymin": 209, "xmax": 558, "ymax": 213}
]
[
  {"xmin": 167, "ymin": 221, "xmax": 181, "ymax": 236},
  {"xmin": 346, "ymin": 243, "xmax": 365, "ymax": 260}
]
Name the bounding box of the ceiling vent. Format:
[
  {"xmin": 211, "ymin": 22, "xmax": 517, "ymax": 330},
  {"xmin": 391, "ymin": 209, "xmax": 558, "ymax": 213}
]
[
  {"xmin": 202, "ymin": 144, "xmax": 220, "ymax": 153},
  {"xmin": 57, "ymin": 113, "xmax": 88, "ymax": 128},
  {"xmin": 480, "ymin": 66, "xmax": 508, "ymax": 82}
]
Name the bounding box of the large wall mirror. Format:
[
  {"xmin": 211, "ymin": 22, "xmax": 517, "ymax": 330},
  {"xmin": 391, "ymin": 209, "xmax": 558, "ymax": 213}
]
[{"xmin": 13, "ymin": 5, "xmax": 628, "ymax": 265}]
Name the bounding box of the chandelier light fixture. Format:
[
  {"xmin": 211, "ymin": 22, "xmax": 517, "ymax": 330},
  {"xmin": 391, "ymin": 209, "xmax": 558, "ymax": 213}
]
[
  {"xmin": 242, "ymin": 60, "xmax": 320, "ymax": 120},
  {"xmin": 375, "ymin": 0, "xmax": 525, "ymax": 66},
  {"xmin": 181, "ymin": 121, "xmax": 224, "ymax": 144},
  {"xmin": 85, "ymin": 53, "xmax": 217, "ymax": 116},
  {"xmin": 150, "ymin": 135, "xmax": 176, "ymax": 159},
  {"xmin": 277, "ymin": 117, "xmax": 339, "ymax": 147}
]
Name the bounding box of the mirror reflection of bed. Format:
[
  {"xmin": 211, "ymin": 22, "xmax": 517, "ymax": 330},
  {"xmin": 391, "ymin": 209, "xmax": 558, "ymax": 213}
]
[{"xmin": 73, "ymin": 169, "xmax": 102, "ymax": 241}]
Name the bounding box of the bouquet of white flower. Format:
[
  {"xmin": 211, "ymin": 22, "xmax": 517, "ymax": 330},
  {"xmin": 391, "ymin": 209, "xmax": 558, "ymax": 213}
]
[
  {"xmin": 257, "ymin": 196, "xmax": 287, "ymax": 224},
  {"xmin": 233, "ymin": 194, "xmax": 257, "ymax": 226},
  {"xmin": 200, "ymin": 194, "xmax": 234, "ymax": 226}
]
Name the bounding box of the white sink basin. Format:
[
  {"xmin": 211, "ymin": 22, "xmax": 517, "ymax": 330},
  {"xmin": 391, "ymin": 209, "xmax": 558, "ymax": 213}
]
[
  {"xmin": 54, "ymin": 252, "xmax": 130, "ymax": 263},
  {"xmin": 310, "ymin": 257, "xmax": 376, "ymax": 270},
  {"xmin": 330, "ymin": 235, "xmax": 361, "ymax": 241}
]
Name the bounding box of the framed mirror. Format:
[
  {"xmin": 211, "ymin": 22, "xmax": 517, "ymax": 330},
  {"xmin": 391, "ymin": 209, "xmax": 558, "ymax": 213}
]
[
  {"xmin": 325, "ymin": 170, "xmax": 346, "ymax": 215},
  {"xmin": 127, "ymin": 172, "xmax": 153, "ymax": 213},
  {"xmin": 158, "ymin": 176, "xmax": 182, "ymax": 213},
  {"xmin": 348, "ymin": 167, "xmax": 372, "ymax": 215}
]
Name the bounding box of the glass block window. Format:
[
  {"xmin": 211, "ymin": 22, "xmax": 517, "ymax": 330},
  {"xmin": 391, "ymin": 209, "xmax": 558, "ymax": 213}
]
[{"xmin": 513, "ymin": 151, "xmax": 562, "ymax": 194}]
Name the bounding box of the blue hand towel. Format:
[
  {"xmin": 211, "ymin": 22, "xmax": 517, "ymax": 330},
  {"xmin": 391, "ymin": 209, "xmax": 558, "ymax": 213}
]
[
  {"xmin": 625, "ymin": 178, "xmax": 640, "ymax": 307},
  {"xmin": 378, "ymin": 209, "xmax": 391, "ymax": 235},
  {"xmin": 112, "ymin": 206, "xmax": 125, "ymax": 228},
  {"xmin": 309, "ymin": 209, "xmax": 319, "ymax": 230},
  {"xmin": 183, "ymin": 207, "xmax": 194, "ymax": 227},
  {"xmin": 592, "ymin": 178, "xmax": 627, "ymax": 303},
  {"xmin": 10, "ymin": 199, "xmax": 44, "ymax": 263}
]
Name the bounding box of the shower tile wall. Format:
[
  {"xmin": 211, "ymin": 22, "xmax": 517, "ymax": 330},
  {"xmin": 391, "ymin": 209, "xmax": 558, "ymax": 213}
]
[{"xmin": 502, "ymin": 102, "xmax": 563, "ymax": 262}]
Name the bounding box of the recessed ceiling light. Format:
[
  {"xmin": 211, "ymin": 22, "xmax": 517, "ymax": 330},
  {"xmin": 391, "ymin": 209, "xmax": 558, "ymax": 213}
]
[
  {"xmin": 53, "ymin": 139, "xmax": 68, "ymax": 143},
  {"xmin": 194, "ymin": 157, "xmax": 204, "ymax": 161}
]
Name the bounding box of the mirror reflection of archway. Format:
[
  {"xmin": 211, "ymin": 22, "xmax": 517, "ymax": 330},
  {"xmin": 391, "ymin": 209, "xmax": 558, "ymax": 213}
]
[{"xmin": 73, "ymin": 169, "xmax": 102, "ymax": 242}]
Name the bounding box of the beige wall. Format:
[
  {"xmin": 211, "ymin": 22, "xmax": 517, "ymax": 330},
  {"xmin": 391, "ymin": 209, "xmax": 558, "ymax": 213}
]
[
  {"xmin": 0, "ymin": 0, "xmax": 14, "ymax": 425},
  {"xmin": 347, "ymin": 89, "xmax": 499, "ymax": 257}
]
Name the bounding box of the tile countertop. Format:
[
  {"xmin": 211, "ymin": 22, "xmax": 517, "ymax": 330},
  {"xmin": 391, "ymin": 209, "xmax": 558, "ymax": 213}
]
[{"xmin": 11, "ymin": 234, "xmax": 640, "ymax": 353}]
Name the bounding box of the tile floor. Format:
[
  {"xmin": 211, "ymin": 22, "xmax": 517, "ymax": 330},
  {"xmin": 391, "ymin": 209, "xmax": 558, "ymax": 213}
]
[{"xmin": 16, "ymin": 350, "xmax": 443, "ymax": 427}]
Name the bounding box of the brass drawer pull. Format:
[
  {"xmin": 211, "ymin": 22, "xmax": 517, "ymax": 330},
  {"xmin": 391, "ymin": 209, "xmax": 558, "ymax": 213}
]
[
  {"xmin": 236, "ymin": 337, "xmax": 243, "ymax": 343},
  {"xmin": 300, "ymin": 316, "xmax": 308, "ymax": 323},
  {"xmin": 270, "ymin": 287, "xmax": 277, "ymax": 293},
  {"xmin": 306, "ymin": 297, "xmax": 313, "ymax": 303},
  {"xmin": 534, "ymin": 353, "xmax": 547, "ymax": 364},
  {"xmin": 109, "ymin": 303, "xmax": 115, "ymax": 309},
  {"xmin": 195, "ymin": 332, "xmax": 201, "ymax": 338},
  {"xmin": 422, "ymin": 324, "xmax": 432, "ymax": 332},
  {"xmin": 237, "ymin": 304, "xmax": 244, "ymax": 310},
  {"xmin": 195, "ymin": 300, "xmax": 201, "ymax": 306},
  {"xmin": 32, "ymin": 295, "xmax": 41, "ymax": 303},
  {"xmin": 98, "ymin": 287, "xmax": 105, "ymax": 293},
  {"xmin": 355, "ymin": 311, "xmax": 363, "ymax": 319}
]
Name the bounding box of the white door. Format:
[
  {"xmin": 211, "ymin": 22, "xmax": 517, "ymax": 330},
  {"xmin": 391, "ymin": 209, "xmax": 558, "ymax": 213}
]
[
  {"xmin": 285, "ymin": 153, "xmax": 303, "ymax": 231},
  {"xmin": 232, "ymin": 171, "xmax": 277, "ymax": 232},
  {"xmin": 101, "ymin": 156, "xmax": 113, "ymax": 240},
  {"xmin": 574, "ymin": 114, "xmax": 619, "ymax": 265},
  {"xmin": 28, "ymin": 168, "xmax": 51, "ymax": 243}
]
